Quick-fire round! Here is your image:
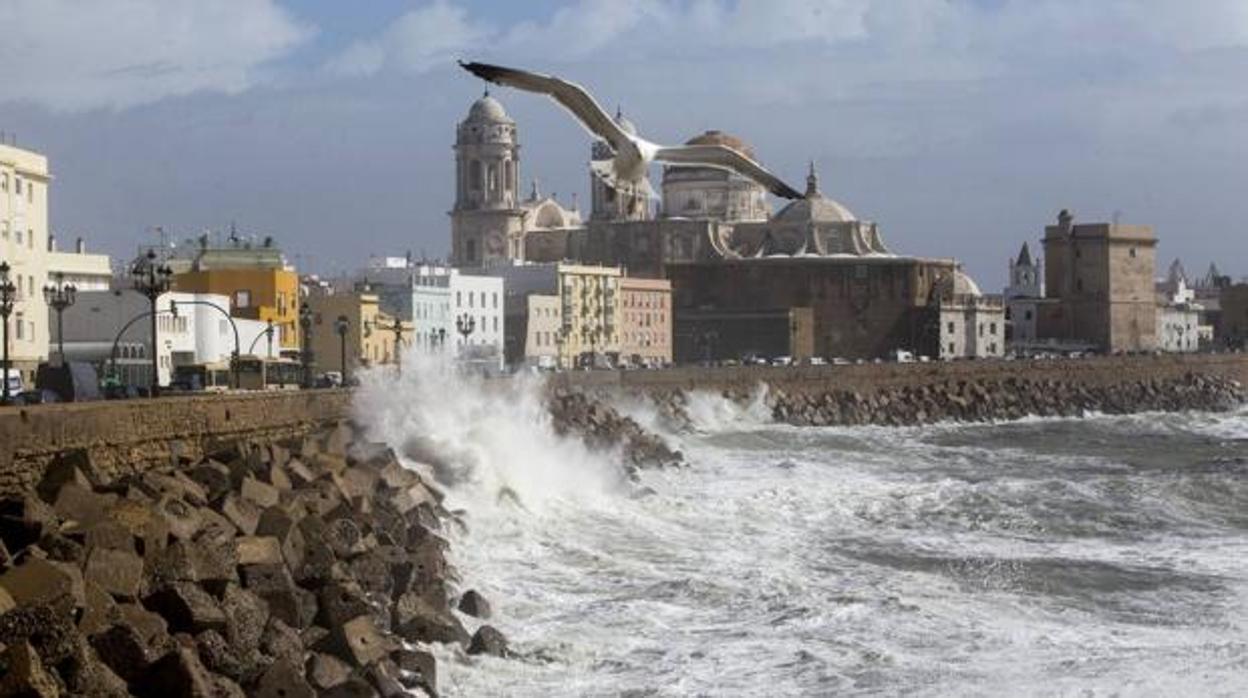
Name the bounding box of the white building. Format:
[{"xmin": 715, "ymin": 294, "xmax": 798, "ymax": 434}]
[
  {"xmin": 1155, "ymin": 260, "xmax": 1205, "ymax": 353},
  {"xmin": 355, "ymin": 259, "xmax": 504, "ymax": 370},
  {"xmin": 937, "ymin": 269, "xmax": 1006, "ymax": 359},
  {"xmin": 59, "ymin": 290, "xmax": 278, "ymax": 387}
]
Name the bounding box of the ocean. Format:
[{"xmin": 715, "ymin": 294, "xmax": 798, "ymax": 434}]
[{"xmin": 356, "ymin": 360, "xmax": 1248, "ymax": 697}]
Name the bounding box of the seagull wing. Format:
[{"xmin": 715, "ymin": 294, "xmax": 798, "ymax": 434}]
[
  {"xmin": 654, "ymin": 145, "xmax": 803, "ymax": 199},
  {"xmin": 460, "ymin": 61, "xmax": 641, "ymax": 160}
]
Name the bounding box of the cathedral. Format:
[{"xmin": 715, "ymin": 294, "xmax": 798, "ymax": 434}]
[
  {"xmin": 449, "ymin": 91, "xmax": 889, "ymax": 277},
  {"xmin": 449, "ymin": 92, "xmax": 1002, "ymax": 361}
]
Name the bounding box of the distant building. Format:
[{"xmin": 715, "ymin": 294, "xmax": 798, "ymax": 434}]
[
  {"xmin": 935, "ymin": 269, "xmax": 1005, "ymax": 360},
  {"xmin": 59, "ymin": 290, "xmax": 278, "ymax": 387},
  {"xmin": 1004, "ymin": 242, "xmax": 1043, "ymax": 347},
  {"xmin": 172, "ymin": 236, "xmax": 301, "ymax": 353},
  {"xmin": 304, "ymin": 290, "xmax": 411, "ymax": 376},
  {"xmin": 1217, "ymin": 283, "xmax": 1248, "ymax": 349},
  {"xmin": 1, "ymin": 142, "xmax": 112, "ymax": 383},
  {"xmin": 618, "ymin": 276, "xmax": 673, "ymax": 367},
  {"xmin": 1037, "ymin": 210, "xmax": 1157, "ymax": 353},
  {"xmin": 1154, "ymin": 260, "xmax": 1205, "ymax": 353}
]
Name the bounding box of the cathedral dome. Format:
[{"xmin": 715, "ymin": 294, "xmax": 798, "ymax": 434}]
[
  {"xmin": 466, "ymin": 93, "xmax": 512, "ymax": 123},
  {"xmin": 774, "ymin": 164, "xmax": 856, "ymax": 223},
  {"xmin": 684, "ymin": 130, "xmax": 756, "ymax": 160},
  {"xmin": 940, "ymin": 269, "xmax": 983, "ymax": 298}
]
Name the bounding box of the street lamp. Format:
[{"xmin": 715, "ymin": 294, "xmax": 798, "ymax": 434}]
[
  {"xmin": 335, "ymin": 314, "xmax": 350, "ymax": 385},
  {"xmin": 0, "ymin": 262, "xmax": 17, "ymax": 405},
  {"xmin": 299, "ymin": 302, "xmax": 314, "ymax": 388},
  {"xmin": 387, "ymin": 316, "xmax": 405, "ymax": 372},
  {"xmin": 455, "ymin": 313, "xmax": 475, "ymax": 361},
  {"xmin": 434, "ymin": 327, "xmax": 447, "ymax": 352},
  {"xmin": 43, "ymin": 272, "xmax": 77, "ymax": 363},
  {"xmin": 248, "ymin": 320, "xmax": 275, "ymax": 356},
  {"xmin": 131, "ymin": 250, "xmax": 173, "ymax": 397}
]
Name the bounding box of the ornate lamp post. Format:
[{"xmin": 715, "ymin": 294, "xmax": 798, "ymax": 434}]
[
  {"xmin": 248, "ymin": 320, "xmax": 275, "ymax": 357},
  {"xmin": 334, "ymin": 315, "xmax": 350, "ymax": 385},
  {"xmin": 388, "ymin": 317, "xmax": 406, "ymax": 373},
  {"xmin": 0, "ymin": 262, "xmax": 17, "ymax": 405},
  {"xmin": 434, "ymin": 327, "xmax": 447, "ymax": 352},
  {"xmin": 131, "ymin": 250, "xmax": 173, "ymax": 397},
  {"xmin": 299, "ymin": 302, "xmax": 314, "ymax": 388},
  {"xmin": 455, "ymin": 313, "xmax": 475, "ymax": 360},
  {"xmin": 43, "ymin": 272, "xmax": 77, "ymax": 363}
]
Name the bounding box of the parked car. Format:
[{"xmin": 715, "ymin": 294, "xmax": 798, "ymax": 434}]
[
  {"xmin": 16, "ymin": 389, "xmax": 61, "ymax": 405},
  {"xmin": 3, "ymin": 369, "xmax": 22, "ymax": 396},
  {"xmin": 772, "ymin": 356, "xmax": 793, "ymax": 366}
]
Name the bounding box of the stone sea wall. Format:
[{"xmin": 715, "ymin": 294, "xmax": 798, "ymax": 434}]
[{"xmin": 0, "ymin": 419, "xmax": 501, "ymax": 697}]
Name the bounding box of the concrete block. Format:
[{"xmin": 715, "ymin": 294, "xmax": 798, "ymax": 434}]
[
  {"xmin": 75, "ymin": 519, "xmax": 137, "ymax": 552},
  {"xmin": 90, "ymin": 604, "xmax": 173, "ymax": 683},
  {"xmin": 0, "ymin": 603, "xmax": 79, "ymax": 665},
  {"xmin": 220, "ymin": 584, "xmax": 269, "ymax": 655},
  {"xmin": 253, "ymin": 658, "xmax": 317, "ymax": 698},
  {"xmin": 392, "ymin": 591, "xmax": 468, "ymax": 646},
  {"xmin": 241, "ymin": 477, "xmax": 280, "ymax": 510},
  {"xmin": 284, "ymin": 458, "xmax": 317, "ymax": 487},
  {"xmin": 0, "ymin": 556, "xmax": 85, "ymax": 611},
  {"xmin": 241, "ymin": 564, "xmax": 308, "ymax": 628},
  {"xmin": 53, "ymin": 482, "xmax": 116, "ymax": 527},
  {"xmin": 79, "ymin": 580, "xmax": 121, "ymax": 636},
  {"xmin": 106, "ymin": 498, "xmax": 171, "ymax": 556},
  {"xmin": 131, "ymin": 646, "xmax": 217, "ymax": 698},
  {"xmin": 266, "ymin": 462, "xmax": 293, "ymax": 492},
  {"xmin": 36, "ymin": 450, "xmax": 96, "ymax": 504},
  {"xmin": 142, "ymin": 581, "xmax": 227, "ymax": 635},
  {"xmin": 186, "ymin": 460, "xmax": 232, "ymax": 503},
  {"xmin": 0, "ymin": 640, "xmax": 59, "ymax": 698},
  {"xmin": 392, "ymin": 647, "xmax": 437, "ymax": 695},
  {"xmin": 338, "ymin": 615, "xmax": 392, "ymax": 667},
  {"xmin": 307, "ymin": 651, "xmax": 353, "ymax": 690},
  {"xmin": 259, "ymin": 618, "xmax": 305, "ymax": 666},
  {"xmin": 84, "ymin": 546, "xmax": 145, "ymax": 600},
  {"xmin": 218, "ymin": 494, "xmax": 260, "ymax": 537},
  {"xmin": 315, "ymin": 581, "xmax": 372, "ymax": 630},
  {"xmin": 235, "ymin": 536, "xmax": 284, "ymax": 566},
  {"xmin": 155, "ymin": 495, "xmax": 203, "ymax": 541},
  {"xmin": 367, "ymin": 658, "xmax": 407, "ymax": 697},
  {"xmin": 0, "ymin": 495, "xmax": 60, "ymax": 551}
]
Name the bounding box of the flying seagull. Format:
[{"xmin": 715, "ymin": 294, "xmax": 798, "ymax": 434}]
[{"xmin": 459, "ymin": 61, "xmax": 803, "ymax": 200}]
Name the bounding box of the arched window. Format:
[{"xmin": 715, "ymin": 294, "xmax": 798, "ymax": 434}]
[
  {"xmin": 505, "ymin": 160, "xmax": 515, "ymax": 193},
  {"xmin": 466, "ymin": 239, "xmax": 477, "ymax": 263}
]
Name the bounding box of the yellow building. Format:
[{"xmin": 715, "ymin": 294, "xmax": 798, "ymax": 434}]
[
  {"xmin": 305, "ymin": 290, "xmax": 412, "ymax": 377},
  {"xmin": 555, "ymin": 264, "xmax": 622, "ymax": 368},
  {"xmin": 173, "ymin": 240, "xmax": 300, "ymax": 352}
]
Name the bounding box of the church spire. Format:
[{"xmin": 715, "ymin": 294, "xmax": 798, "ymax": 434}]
[
  {"xmin": 805, "ymin": 161, "xmax": 820, "ymax": 198},
  {"xmin": 530, "ymin": 179, "xmax": 540, "ymax": 201}
]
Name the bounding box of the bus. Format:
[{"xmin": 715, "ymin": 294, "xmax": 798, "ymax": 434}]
[{"xmin": 172, "ymin": 356, "xmax": 302, "ymax": 392}]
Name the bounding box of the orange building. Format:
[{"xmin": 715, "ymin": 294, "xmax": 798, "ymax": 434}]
[{"xmin": 172, "ymin": 240, "xmax": 301, "ymax": 352}]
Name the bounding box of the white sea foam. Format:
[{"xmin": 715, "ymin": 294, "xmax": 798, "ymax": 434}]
[{"xmin": 354, "ymin": 362, "xmax": 1248, "ymax": 697}]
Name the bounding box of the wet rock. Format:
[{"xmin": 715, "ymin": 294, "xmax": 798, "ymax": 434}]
[
  {"xmin": 0, "ymin": 639, "xmax": 59, "ymax": 697},
  {"xmin": 142, "ymin": 581, "xmax": 227, "ymax": 635},
  {"xmin": 457, "ymin": 589, "xmax": 491, "ymax": 619},
  {"xmin": 467, "ymin": 624, "xmax": 509, "ymax": 657},
  {"xmin": 307, "ymin": 651, "xmax": 353, "ymax": 691},
  {"xmin": 84, "ymin": 546, "xmax": 145, "ymax": 601},
  {"xmin": 252, "ymin": 658, "xmax": 315, "ymax": 698}
]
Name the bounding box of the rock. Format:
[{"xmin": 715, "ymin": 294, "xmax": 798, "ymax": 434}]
[
  {"xmin": 37, "ymin": 451, "xmax": 97, "ymax": 504},
  {"xmin": 367, "ymin": 658, "xmax": 407, "ymax": 697},
  {"xmin": 316, "ymin": 582, "xmax": 372, "ymax": 630},
  {"xmin": 84, "ymin": 546, "xmax": 145, "ymax": 600},
  {"xmin": 259, "ymin": 618, "xmax": 304, "ymax": 665},
  {"xmin": 90, "ymin": 605, "xmax": 173, "ymax": 683},
  {"xmin": 240, "ymin": 477, "xmax": 280, "ymax": 510},
  {"xmin": 241, "ymin": 564, "xmax": 308, "ymax": 629},
  {"xmin": 0, "ymin": 495, "xmax": 59, "ymax": 551},
  {"xmin": 0, "ymin": 556, "xmax": 85, "ymax": 611},
  {"xmin": 79, "ymin": 580, "xmax": 120, "ymax": 636},
  {"xmin": 217, "ymin": 494, "xmax": 260, "ymax": 536},
  {"xmin": 335, "ymin": 615, "xmax": 393, "ymax": 668},
  {"xmin": 467, "ymin": 624, "xmax": 509, "ymax": 657},
  {"xmin": 156, "ymin": 495, "xmax": 204, "ymax": 541},
  {"xmin": 307, "ymin": 651, "xmax": 353, "ymax": 691},
  {"xmin": 186, "ymin": 461, "xmax": 233, "ymax": 503},
  {"xmin": 58, "ymin": 636, "xmax": 131, "ymax": 698},
  {"xmin": 143, "ymin": 581, "xmax": 228, "ymax": 635},
  {"xmin": 252, "ymin": 658, "xmax": 316, "ymax": 698},
  {"xmin": 131, "ymin": 646, "xmax": 218, "ymax": 698},
  {"xmin": 392, "ymin": 647, "xmax": 437, "ymax": 695},
  {"xmin": 217, "ymin": 585, "xmax": 270, "ymax": 663},
  {"xmin": 392, "ymin": 591, "xmax": 468, "ymax": 646},
  {"xmin": 320, "ymin": 676, "xmax": 380, "ymax": 698},
  {"xmin": 457, "ymin": 589, "xmax": 491, "ymax": 619},
  {"xmin": 235, "ymin": 536, "xmax": 284, "ymax": 566},
  {"xmin": 106, "ymin": 498, "xmax": 170, "ymax": 556},
  {"xmin": 0, "ymin": 639, "xmax": 59, "ymax": 697}
]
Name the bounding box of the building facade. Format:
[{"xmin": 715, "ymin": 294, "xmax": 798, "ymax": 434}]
[
  {"xmin": 173, "ymin": 238, "xmax": 300, "ymax": 353},
  {"xmin": 1039, "ymin": 210, "xmax": 1157, "ymax": 352},
  {"xmin": 935, "ymin": 270, "xmax": 1005, "ymax": 359},
  {"xmin": 304, "ymin": 290, "xmax": 411, "ymax": 377},
  {"xmin": 1004, "ymin": 242, "xmax": 1043, "ymax": 347},
  {"xmin": 618, "ymin": 276, "xmax": 673, "ymax": 367}
]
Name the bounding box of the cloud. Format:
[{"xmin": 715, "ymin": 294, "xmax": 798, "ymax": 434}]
[
  {"xmin": 0, "ymin": 0, "xmax": 312, "ymax": 112},
  {"xmin": 324, "ymin": 0, "xmax": 491, "ymax": 76}
]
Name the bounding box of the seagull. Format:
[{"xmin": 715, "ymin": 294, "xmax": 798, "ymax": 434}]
[{"xmin": 459, "ymin": 61, "xmax": 803, "ymax": 200}]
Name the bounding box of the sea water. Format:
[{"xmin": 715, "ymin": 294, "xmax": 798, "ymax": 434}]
[{"xmin": 357, "ymin": 358, "xmax": 1248, "ymax": 697}]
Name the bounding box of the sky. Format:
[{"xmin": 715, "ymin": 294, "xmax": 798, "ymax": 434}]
[{"xmin": 1, "ymin": 0, "xmax": 1246, "ymax": 287}]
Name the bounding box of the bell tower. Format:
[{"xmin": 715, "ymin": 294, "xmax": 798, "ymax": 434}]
[{"xmin": 451, "ymin": 90, "xmax": 527, "ymax": 267}]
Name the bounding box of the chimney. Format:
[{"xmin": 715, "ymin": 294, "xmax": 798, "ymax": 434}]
[
  {"xmin": 76, "ymin": 237, "xmax": 85, "ymax": 254},
  {"xmin": 47, "ymin": 233, "xmax": 55, "ymax": 252}
]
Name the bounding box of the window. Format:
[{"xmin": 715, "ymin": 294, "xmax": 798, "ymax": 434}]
[
  {"xmin": 234, "ymin": 290, "xmax": 251, "ymax": 308},
  {"xmin": 27, "ymin": 229, "xmax": 33, "ymax": 248},
  {"xmin": 990, "ymin": 322, "xmax": 997, "ymax": 334},
  {"xmin": 1, "ymin": 222, "xmax": 7, "ymax": 239},
  {"xmin": 457, "ymin": 291, "xmax": 462, "ymax": 306},
  {"xmin": 0, "ymin": 174, "xmax": 6, "ymax": 191},
  {"xmin": 14, "ymin": 313, "xmax": 23, "ymax": 340},
  {"xmin": 948, "ymin": 342, "xmax": 955, "ymax": 354},
  {"xmin": 470, "ymin": 161, "xmax": 482, "ymax": 191},
  {"xmin": 1024, "ymin": 310, "xmax": 1033, "ymax": 321},
  {"xmin": 493, "ymin": 316, "xmax": 498, "ymax": 332},
  {"xmin": 493, "ymin": 292, "xmax": 498, "ymax": 309},
  {"xmin": 1129, "ymin": 247, "xmax": 1137, "ymax": 258},
  {"xmin": 14, "ymin": 230, "xmax": 21, "ymax": 245},
  {"xmin": 14, "ymin": 178, "xmax": 21, "ymax": 195},
  {"xmin": 947, "ymin": 322, "xmax": 954, "ymax": 334}
]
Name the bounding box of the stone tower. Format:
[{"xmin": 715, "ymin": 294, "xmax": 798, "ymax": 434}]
[
  {"xmin": 451, "ymin": 91, "xmax": 526, "ymax": 267},
  {"xmin": 1006, "ymin": 241, "xmax": 1042, "ymax": 299}
]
